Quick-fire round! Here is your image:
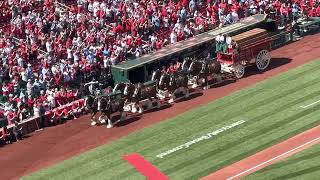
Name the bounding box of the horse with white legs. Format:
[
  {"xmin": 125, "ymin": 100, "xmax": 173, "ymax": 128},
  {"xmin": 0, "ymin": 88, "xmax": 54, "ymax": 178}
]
[
  {"xmin": 168, "ymin": 72, "xmax": 190, "ymax": 103},
  {"xmin": 188, "ymin": 59, "xmax": 222, "ymax": 89},
  {"xmin": 84, "ymin": 95, "xmax": 105, "ymax": 126},
  {"xmin": 151, "ymin": 69, "xmax": 162, "ymax": 82},
  {"xmin": 158, "ymin": 72, "xmax": 189, "ymax": 103},
  {"xmin": 134, "ymin": 81, "xmax": 161, "ymax": 111},
  {"xmin": 97, "ymin": 92, "xmax": 126, "ymax": 128},
  {"xmin": 123, "ymin": 83, "xmax": 143, "ymax": 113},
  {"xmin": 113, "ymin": 82, "xmax": 127, "ymax": 93}
]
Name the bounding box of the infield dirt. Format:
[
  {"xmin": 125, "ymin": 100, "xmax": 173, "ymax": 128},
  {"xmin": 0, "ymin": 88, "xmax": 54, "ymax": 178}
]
[{"xmin": 1, "ymin": 33, "xmax": 320, "ymax": 180}]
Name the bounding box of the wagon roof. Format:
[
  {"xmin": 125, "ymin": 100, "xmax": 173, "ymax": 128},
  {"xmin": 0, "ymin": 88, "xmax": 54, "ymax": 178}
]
[{"xmin": 112, "ymin": 14, "xmax": 267, "ymax": 70}]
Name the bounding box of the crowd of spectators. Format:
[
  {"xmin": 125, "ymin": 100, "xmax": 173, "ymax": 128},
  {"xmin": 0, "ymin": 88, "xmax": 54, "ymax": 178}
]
[{"xmin": 1, "ymin": 0, "xmax": 320, "ymax": 144}]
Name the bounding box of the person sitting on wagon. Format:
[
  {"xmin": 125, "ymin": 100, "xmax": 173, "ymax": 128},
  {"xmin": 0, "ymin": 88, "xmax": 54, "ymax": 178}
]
[
  {"xmin": 231, "ymin": 40, "xmax": 239, "ymax": 53},
  {"xmin": 215, "ymin": 34, "xmax": 223, "ymax": 52},
  {"xmin": 220, "ymin": 34, "xmax": 227, "ymax": 53},
  {"xmin": 226, "ymin": 35, "xmax": 233, "ymax": 54},
  {"xmin": 216, "ymin": 34, "xmax": 227, "ymax": 53}
]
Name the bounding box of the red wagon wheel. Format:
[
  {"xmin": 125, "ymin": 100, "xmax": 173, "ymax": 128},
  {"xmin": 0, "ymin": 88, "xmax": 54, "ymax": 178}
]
[{"xmin": 256, "ymin": 49, "xmax": 271, "ymax": 71}]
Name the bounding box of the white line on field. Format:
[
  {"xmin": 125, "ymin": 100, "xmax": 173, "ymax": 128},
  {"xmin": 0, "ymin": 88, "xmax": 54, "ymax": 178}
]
[
  {"xmin": 300, "ymin": 99, "xmax": 320, "ymax": 109},
  {"xmin": 226, "ymin": 136, "xmax": 320, "ymax": 180}
]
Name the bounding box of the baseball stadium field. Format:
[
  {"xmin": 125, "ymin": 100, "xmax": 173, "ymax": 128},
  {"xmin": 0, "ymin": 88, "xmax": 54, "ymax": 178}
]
[{"xmin": 22, "ymin": 59, "xmax": 320, "ymax": 180}]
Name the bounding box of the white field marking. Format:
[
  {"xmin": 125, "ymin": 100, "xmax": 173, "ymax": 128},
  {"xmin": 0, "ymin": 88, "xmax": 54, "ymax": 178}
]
[
  {"xmin": 226, "ymin": 136, "xmax": 320, "ymax": 180},
  {"xmin": 300, "ymin": 99, "xmax": 320, "ymax": 109},
  {"xmin": 156, "ymin": 120, "xmax": 246, "ymax": 159}
]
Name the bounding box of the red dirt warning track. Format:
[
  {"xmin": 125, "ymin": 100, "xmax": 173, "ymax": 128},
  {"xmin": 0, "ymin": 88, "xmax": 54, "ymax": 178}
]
[
  {"xmin": 0, "ymin": 33, "xmax": 320, "ymax": 180},
  {"xmin": 201, "ymin": 125, "xmax": 320, "ymax": 180}
]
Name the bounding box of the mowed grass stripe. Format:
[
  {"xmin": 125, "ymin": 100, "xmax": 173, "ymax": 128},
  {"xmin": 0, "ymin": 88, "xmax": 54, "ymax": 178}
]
[
  {"xmin": 159, "ymin": 81, "xmax": 320, "ymax": 171},
  {"xmin": 60, "ymin": 66, "xmax": 320, "ymax": 179},
  {"xmin": 107, "ymin": 65, "xmax": 320, "ymax": 179},
  {"xmin": 245, "ymin": 144, "xmax": 320, "ymax": 180},
  {"xmin": 148, "ymin": 83, "xmax": 320, "ymax": 179},
  {"xmin": 172, "ymin": 115, "xmax": 320, "ymax": 180},
  {"xmin": 33, "ymin": 63, "xmax": 320, "ymax": 180},
  {"xmin": 23, "ymin": 60, "xmax": 320, "ymax": 180},
  {"xmin": 29, "ymin": 60, "xmax": 320, "ymax": 179},
  {"xmin": 170, "ymin": 101, "xmax": 320, "ymax": 179}
]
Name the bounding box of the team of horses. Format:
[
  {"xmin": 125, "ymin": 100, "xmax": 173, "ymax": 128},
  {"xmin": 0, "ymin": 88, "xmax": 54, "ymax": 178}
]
[{"xmin": 84, "ymin": 57, "xmax": 229, "ymax": 128}]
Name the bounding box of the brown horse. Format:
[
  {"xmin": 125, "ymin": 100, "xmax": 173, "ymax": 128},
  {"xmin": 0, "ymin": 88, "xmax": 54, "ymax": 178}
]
[
  {"xmin": 151, "ymin": 69, "xmax": 162, "ymax": 82},
  {"xmin": 132, "ymin": 81, "xmax": 161, "ymax": 112},
  {"xmin": 158, "ymin": 72, "xmax": 189, "ymax": 103},
  {"xmin": 97, "ymin": 92, "xmax": 126, "ymax": 128},
  {"xmin": 188, "ymin": 59, "xmax": 222, "ymax": 89},
  {"xmin": 123, "ymin": 83, "xmax": 143, "ymax": 113},
  {"xmin": 113, "ymin": 82, "xmax": 127, "ymax": 94}
]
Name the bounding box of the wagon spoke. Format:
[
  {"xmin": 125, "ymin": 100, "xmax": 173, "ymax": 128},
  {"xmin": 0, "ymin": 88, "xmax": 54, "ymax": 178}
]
[{"xmin": 256, "ymin": 50, "xmax": 270, "ymax": 71}]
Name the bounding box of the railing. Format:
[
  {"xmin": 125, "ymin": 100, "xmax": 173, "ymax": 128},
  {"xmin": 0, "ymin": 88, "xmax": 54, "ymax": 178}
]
[{"xmin": 4, "ymin": 99, "xmax": 84, "ymax": 136}]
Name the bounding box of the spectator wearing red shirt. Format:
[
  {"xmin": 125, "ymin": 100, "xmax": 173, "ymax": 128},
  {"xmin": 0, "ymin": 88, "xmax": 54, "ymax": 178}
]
[
  {"xmin": 27, "ymin": 95, "xmax": 34, "ymax": 116},
  {"xmin": 52, "ymin": 108, "xmax": 63, "ymax": 125},
  {"xmin": 71, "ymin": 102, "xmax": 81, "ymax": 119},
  {"xmin": 316, "ymin": 6, "xmax": 320, "ymax": 17},
  {"xmin": 66, "ymin": 90, "xmax": 77, "ymax": 103},
  {"xmin": 0, "ymin": 126, "xmax": 11, "ymax": 145},
  {"xmin": 309, "ymin": 7, "xmax": 316, "ymax": 17},
  {"xmin": 156, "ymin": 39, "xmax": 163, "ymax": 50},
  {"xmin": 63, "ymin": 106, "xmax": 73, "ymax": 120},
  {"xmin": 39, "ymin": 90, "xmax": 47, "ymax": 103}
]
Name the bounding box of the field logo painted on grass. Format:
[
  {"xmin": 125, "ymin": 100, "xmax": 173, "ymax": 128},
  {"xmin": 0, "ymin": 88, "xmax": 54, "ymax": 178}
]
[
  {"xmin": 156, "ymin": 120, "xmax": 246, "ymax": 159},
  {"xmin": 300, "ymin": 99, "xmax": 320, "ymax": 109}
]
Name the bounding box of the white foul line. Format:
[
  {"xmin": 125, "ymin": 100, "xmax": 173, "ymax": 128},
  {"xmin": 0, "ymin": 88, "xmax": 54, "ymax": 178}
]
[
  {"xmin": 227, "ymin": 136, "xmax": 320, "ymax": 180},
  {"xmin": 300, "ymin": 99, "xmax": 320, "ymax": 109}
]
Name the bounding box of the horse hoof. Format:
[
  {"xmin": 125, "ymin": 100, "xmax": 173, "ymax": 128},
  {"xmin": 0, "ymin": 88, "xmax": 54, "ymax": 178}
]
[
  {"xmin": 138, "ymin": 108, "xmax": 143, "ymax": 114},
  {"xmin": 106, "ymin": 124, "xmax": 113, "ymax": 128},
  {"xmin": 91, "ymin": 121, "xmax": 97, "ymax": 126},
  {"xmin": 132, "ymin": 108, "xmax": 137, "ymax": 113},
  {"xmin": 100, "ymin": 119, "xmax": 106, "ymax": 124},
  {"xmin": 168, "ymin": 99, "xmax": 174, "ymax": 104}
]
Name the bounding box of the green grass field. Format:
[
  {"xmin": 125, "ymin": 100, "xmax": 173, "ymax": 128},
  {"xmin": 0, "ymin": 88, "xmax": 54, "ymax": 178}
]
[
  {"xmin": 24, "ymin": 59, "xmax": 320, "ymax": 180},
  {"xmin": 246, "ymin": 144, "xmax": 320, "ymax": 180}
]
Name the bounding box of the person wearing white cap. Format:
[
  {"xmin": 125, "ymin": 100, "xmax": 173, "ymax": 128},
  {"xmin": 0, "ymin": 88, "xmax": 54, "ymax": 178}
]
[{"xmin": 215, "ymin": 34, "xmax": 222, "ymax": 52}]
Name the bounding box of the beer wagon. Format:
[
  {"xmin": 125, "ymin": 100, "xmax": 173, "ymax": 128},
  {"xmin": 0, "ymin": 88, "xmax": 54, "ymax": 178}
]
[{"xmin": 217, "ymin": 28, "xmax": 273, "ymax": 78}]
